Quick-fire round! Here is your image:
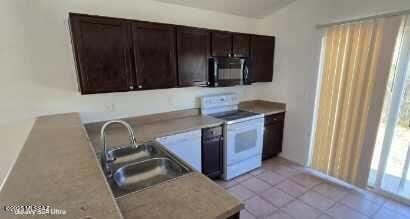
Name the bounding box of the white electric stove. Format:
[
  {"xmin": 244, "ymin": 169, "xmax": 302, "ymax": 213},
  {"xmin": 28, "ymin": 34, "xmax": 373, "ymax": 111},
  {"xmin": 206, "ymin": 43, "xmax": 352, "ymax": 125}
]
[{"xmin": 201, "ymin": 93, "xmax": 264, "ymax": 180}]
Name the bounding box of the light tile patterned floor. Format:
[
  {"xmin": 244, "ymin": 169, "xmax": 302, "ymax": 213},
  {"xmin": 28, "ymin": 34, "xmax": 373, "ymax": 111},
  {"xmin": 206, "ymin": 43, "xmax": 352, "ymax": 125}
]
[{"xmin": 215, "ymin": 157, "xmax": 410, "ymax": 219}]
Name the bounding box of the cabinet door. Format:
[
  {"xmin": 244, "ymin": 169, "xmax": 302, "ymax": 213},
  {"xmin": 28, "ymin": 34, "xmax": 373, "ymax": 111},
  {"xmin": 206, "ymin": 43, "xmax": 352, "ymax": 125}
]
[
  {"xmin": 132, "ymin": 22, "xmax": 177, "ymax": 90},
  {"xmin": 69, "ymin": 14, "xmax": 134, "ymax": 94},
  {"xmin": 177, "ymin": 27, "xmax": 210, "ymax": 86},
  {"xmin": 211, "ymin": 31, "xmax": 232, "ymax": 57},
  {"xmin": 262, "ymin": 115, "xmax": 284, "ymax": 160},
  {"xmin": 232, "ymin": 33, "xmax": 250, "ymax": 57},
  {"xmin": 250, "ymin": 35, "xmax": 275, "ymax": 82},
  {"xmin": 202, "ymin": 136, "xmax": 223, "ymax": 179}
]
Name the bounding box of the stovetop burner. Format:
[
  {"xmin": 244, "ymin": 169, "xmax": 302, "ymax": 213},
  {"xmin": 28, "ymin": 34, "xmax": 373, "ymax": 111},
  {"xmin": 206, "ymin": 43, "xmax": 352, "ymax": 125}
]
[{"xmin": 210, "ymin": 110, "xmax": 261, "ymax": 122}]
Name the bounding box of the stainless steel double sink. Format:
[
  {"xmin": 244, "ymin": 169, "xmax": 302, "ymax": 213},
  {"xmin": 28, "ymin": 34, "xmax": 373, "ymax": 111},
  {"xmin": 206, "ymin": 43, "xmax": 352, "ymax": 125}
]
[{"xmin": 100, "ymin": 141, "xmax": 193, "ymax": 198}]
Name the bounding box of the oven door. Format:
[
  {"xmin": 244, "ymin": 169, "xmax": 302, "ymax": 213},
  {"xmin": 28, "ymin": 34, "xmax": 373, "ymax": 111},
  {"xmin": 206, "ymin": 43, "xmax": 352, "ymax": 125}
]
[{"xmin": 225, "ymin": 118, "xmax": 264, "ymax": 165}]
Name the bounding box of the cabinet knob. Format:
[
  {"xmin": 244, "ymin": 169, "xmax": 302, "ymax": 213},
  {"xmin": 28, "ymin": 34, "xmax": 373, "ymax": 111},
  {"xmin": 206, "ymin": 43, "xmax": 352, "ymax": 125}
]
[
  {"xmin": 129, "ymin": 85, "xmax": 134, "ymax": 90},
  {"xmin": 138, "ymin": 85, "xmax": 143, "ymax": 89}
]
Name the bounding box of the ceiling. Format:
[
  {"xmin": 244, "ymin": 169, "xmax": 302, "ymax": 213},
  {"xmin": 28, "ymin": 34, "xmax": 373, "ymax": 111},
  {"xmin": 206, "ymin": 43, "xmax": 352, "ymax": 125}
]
[{"xmin": 154, "ymin": 0, "xmax": 296, "ymax": 18}]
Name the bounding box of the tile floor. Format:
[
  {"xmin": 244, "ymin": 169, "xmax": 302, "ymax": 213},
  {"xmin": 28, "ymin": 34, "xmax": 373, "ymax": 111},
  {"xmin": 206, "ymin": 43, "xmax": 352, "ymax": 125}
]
[{"xmin": 215, "ymin": 157, "xmax": 410, "ymax": 219}]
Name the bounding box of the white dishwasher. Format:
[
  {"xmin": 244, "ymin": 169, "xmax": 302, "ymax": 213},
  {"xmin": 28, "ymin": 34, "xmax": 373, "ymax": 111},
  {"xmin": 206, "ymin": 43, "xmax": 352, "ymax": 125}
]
[{"xmin": 156, "ymin": 130, "xmax": 202, "ymax": 172}]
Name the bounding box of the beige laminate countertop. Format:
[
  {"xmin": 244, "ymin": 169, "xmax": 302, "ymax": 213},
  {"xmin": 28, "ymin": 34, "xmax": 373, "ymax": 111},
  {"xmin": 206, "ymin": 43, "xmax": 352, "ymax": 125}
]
[
  {"xmin": 84, "ymin": 110, "xmax": 243, "ymax": 218},
  {"xmin": 85, "ymin": 109, "xmax": 224, "ymax": 154},
  {"xmin": 116, "ymin": 173, "xmax": 242, "ymax": 219},
  {"xmin": 0, "ymin": 110, "xmax": 241, "ymax": 219},
  {"xmin": 0, "ymin": 113, "xmax": 123, "ymax": 219},
  {"xmin": 239, "ymin": 100, "xmax": 286, "ymax": 116}
]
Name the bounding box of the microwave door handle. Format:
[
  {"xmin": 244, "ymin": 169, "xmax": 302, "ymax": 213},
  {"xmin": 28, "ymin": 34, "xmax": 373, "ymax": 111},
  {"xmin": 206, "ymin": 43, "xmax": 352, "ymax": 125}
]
[
  {"xmin": 193, "ymin": 80, "xmax": 208, "ymax": 87},
  {"xmin": 213, "ymin": 61, "xmax": 218, "ymax": 84},
  {"xmin": 242, "ymin": 64, "xmax": 247, "ymax": 84},
  {"xmin": 243, "ymin": 61, "xmax": 250, "ymax": 84}
]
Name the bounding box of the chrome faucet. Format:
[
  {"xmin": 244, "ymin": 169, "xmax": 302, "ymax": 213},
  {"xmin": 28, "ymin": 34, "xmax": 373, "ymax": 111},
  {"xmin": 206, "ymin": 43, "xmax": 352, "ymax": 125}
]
[{"xmin": 100, "ymin": 120, "xmax": 137, "ymax": 176}]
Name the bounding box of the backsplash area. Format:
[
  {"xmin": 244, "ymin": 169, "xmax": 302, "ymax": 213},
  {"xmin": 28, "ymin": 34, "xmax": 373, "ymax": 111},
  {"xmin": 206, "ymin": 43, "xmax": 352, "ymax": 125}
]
[{"xmin": 79, "ymin": 85, "xmax": 265, "ymax": 124}]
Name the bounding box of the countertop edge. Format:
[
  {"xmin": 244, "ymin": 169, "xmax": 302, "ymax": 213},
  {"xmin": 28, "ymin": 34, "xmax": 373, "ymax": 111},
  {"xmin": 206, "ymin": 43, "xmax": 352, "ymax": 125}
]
[
  {"xmin": 116, "ymin": 172, "xmax": 243, "ymax": 219},
  {"xmin": 239, "ymin": 100, "xmax": 286, "ymax": 116},
  {"xmin": 259, "ymin": 109, "xmax": 286, "ymax": 116}
]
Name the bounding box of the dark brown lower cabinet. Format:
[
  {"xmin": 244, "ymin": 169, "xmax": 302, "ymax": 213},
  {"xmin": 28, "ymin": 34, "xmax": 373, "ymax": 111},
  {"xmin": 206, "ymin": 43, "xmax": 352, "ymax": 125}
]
[
  {"xmin": 202, "ymin": 126, "xmax": 223, "ymax": 179},
  {"xmin": 227, "ymin": 212, "xmax": 240, "ymax": 219},
  {"xmin": 262, "ymin": 113, "xmax": 285, "ymax": 160}
]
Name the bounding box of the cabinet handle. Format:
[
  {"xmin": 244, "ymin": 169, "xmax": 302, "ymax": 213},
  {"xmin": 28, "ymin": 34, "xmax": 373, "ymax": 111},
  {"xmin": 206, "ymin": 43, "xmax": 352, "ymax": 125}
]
[
  {"xmin": 129, "ymin": 85, "xmax": 134, "ymax": 90},
  {"xmin": 138, "ymin": 85, "xmax": 143, "ymax": 89}
]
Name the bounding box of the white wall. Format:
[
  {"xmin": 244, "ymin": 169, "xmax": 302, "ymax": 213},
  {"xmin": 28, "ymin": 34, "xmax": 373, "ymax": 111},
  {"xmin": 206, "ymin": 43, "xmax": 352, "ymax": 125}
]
[
  {"xmin": 0, "ymin": 0, "xmax": 268, "ymax": 184},
  {"xmin": 257, "ymin": 0, "xmax": 410, "ymax": 165}
]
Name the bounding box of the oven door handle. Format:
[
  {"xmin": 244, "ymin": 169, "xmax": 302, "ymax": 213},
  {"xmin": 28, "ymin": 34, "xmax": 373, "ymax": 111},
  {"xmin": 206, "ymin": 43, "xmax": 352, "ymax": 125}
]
[
  {"xmin": 228, "ymin": 126, "xmax": 257, "ymax": 133},
  {"xmin": 227, "ymin": 119, "xmax": 264, "ymax": 133},
  {"xmin": 227, "ymin": 127, "xmax": 242, "ymax": 132}
]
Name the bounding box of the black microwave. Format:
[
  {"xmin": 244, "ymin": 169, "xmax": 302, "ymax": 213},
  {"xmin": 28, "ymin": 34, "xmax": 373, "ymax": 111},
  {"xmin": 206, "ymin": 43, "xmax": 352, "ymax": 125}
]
[{"xmin": 208, "ymin": 57, "xmax": 251, "ymax": 87}]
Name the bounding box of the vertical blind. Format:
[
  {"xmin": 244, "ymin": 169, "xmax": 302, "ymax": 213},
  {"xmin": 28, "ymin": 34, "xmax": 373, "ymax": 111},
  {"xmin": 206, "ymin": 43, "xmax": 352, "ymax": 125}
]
[{"xmin": 311, "ymin": 16, "xmax": 403, "ymax": 186}]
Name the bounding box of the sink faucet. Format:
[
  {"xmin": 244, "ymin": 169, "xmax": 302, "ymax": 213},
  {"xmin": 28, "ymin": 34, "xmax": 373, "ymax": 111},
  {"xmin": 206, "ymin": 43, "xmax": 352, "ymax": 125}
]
[{"xmin": 100, "ymin": 120, "xmax": 137, "ymax": 176}]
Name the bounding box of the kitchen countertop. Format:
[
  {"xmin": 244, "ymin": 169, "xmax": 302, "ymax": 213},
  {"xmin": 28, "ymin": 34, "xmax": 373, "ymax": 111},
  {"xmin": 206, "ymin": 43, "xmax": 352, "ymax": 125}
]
[
  {"xmin": 0, "ymin": 113, "xmax": 123, "ymax": 219},
  {"xmin": 0, "ymin": 110, "xmax": 241, "ymax": 219},
  {"xmin": 117, "ymin": 173, "xmax": 243, "ymax": 219},
  {"xmin": 85, "ymin": 110, "xmax": 242, "ymax": 219},
  {"xmin": 85, "ymin": 109, "xmax": 224, "ymax": 154},
  {"xmin": 239, "ymin": 100, "xmax": 286, "ymax": 116}
]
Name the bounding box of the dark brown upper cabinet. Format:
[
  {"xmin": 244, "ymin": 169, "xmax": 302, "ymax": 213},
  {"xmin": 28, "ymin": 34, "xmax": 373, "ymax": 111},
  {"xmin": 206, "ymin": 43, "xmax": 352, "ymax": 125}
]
[
  {"xmin": 69, "ymin": 13, "xmax": 275, "ymax": 94},
  {"xmin": 177, "ymin": 27, "xmax": 210, "ymax": 86},
  {"xmin": 250, "ymin": 35, "xmax": 275, "ymax": 82},
  {"xmin": 211, "ymin": 32, "xmax": 250, "ymax": 58},
  {"xmin": 232, "ymin": 33, "xmax": 250, "ymax": 57},
  {"xmin": 211, "ymin": 31, "xmax": 232, "ymax": 57},
  {"xmin": 132, "ymin": 22, "xmax": 177, "ymax": 90},
  {"xmin": 69, "ymin": 13, "xmax": 134, "ymax": 94}
]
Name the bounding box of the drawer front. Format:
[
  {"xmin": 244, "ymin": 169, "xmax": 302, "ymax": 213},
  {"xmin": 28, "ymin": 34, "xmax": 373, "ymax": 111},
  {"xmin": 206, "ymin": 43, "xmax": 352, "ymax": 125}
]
[
  {"xmin": 202, "ymin": 126, "xmax": 223, "ymax": 138},
  {"xmin": 264, "ymin": 112, "xmax": 285, "ymax": 125}
]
